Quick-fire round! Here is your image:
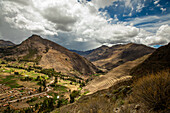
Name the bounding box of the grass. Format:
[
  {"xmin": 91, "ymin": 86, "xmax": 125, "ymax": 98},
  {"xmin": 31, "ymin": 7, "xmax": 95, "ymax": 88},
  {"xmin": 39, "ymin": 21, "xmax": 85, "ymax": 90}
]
[
  {"xmin": 22, "ymin": 48, "xmax": 38, "ymax": 61},
  {"xmin": 1, "ymin": 66, "xmax": 49, "ymax": 79},
  {"xmin": 132, "ymin": 70, "xmax": 170, "ymax": 112},
  {"xmin": 0, "ymin": 75, "xmax": 22, "ymax": 88},
  {"xmin": 53, "ymin": 85, "xmax": 68, "ymax": 92}
]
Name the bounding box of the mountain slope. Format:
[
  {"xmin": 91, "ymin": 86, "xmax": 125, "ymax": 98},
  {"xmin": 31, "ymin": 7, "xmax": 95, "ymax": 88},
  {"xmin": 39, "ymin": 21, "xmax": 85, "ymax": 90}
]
[
  {"xmin": 76, "ymin": 43, "xmax": 155, "ymax": 71},
  {"xmin": 0, "ymin": 39, "xmax": 15, "ymax": 48},
  {"xmin": 82, "ymin": 54, "xmax": 150, "ymax": 94},
  {"xmin": 0, "ymin": 35, "xmax": 98, "ymax": 76},
  {"xmin": 130, "ymin": 43, "xmax": 170, "ymax": 78}
]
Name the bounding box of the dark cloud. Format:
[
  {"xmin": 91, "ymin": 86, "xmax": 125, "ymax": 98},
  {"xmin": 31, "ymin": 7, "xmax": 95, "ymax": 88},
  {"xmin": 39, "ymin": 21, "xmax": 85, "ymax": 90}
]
[
  {"xmin": 49, "ymin": 32, "xmax": 100, "ymax": 51},
  {"xmin": 0, "ymin": 0, "xmax": 169, "ymax": 50},
  {"xmin": 41, "ymin": 7, "xmax": 77, "ymax": 25}
]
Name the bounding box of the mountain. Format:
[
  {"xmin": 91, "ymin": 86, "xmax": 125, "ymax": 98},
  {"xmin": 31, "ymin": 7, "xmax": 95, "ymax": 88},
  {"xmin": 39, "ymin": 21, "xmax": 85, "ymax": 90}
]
[
  {"xmin": 74, "ymin": 43, "xmax": 155, "ymax": 71},
  {"xmin": 0, "ymin": 35, "xmax": 99, "ymax": 76},
  {"xmin": 53, "ymin": 54, "xmax": 151, "ymax": 113},
  {"xmin": 70, "ymin": 49, "xmax": 93, "ymax": 56},
  {"xmin": 130, "ymin": 43, "xmax": 170, "ymax": 78},
  {"xmin": 71, "ymin": 45, "xmax": 109, "ymax": 57},
  {"xmin": 82, "ymin": 54, "xmax": 150, "ymax": 94},
  {"xmin": 0, "ymin": 39, "xmax": 15, "ymax": 48}
]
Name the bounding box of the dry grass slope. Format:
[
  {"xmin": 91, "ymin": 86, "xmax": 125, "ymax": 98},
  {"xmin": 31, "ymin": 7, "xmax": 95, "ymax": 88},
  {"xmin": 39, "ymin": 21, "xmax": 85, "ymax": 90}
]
[
  {"xmin": 82, "ymin": 54, "xmax": 150, "ymax": 94},
  {"xmin": 131, "ymin": 70, "xmax": 170, "ymax": 113}
]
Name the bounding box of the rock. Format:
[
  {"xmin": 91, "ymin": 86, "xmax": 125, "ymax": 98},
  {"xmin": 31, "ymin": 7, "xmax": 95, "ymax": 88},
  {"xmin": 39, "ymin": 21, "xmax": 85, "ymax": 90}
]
[{"xmin": 135, "ymin": 104, "xmax": 140, "ymax": 110}]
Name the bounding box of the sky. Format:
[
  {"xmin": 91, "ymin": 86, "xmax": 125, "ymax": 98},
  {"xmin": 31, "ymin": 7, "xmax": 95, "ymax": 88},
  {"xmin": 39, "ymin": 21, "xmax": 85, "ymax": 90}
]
[{"xmin": 0, "ymin": 0, "xmax": 170, "ymax": 50}]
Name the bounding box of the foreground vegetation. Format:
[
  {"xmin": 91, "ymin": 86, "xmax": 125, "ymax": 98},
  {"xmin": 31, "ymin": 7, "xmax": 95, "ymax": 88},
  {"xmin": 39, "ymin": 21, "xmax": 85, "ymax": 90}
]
[
  {"xmin": 1, "ymin": 57, "xmax": 169, "ymax": 113},
  {"xmin": 53, "ymin": 70, "xmax": 170, "ymax": 113},
  {"xmin": 131, "ymin": 70, "xmax": 170, "ymax": 113}
]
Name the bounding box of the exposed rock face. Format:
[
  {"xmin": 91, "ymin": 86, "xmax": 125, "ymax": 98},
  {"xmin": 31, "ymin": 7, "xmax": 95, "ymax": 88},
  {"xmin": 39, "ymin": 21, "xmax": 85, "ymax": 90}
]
[
  {"xmin": 74, "ymin": 43, "xmax": 155, "ymax": 71},
  {"xmin": 0, "ymin": 35, "xmax": 98, "ymax": 76},
  {"xmin": 0, "ymin": 40, "xmax": 15, "ymax": 48},
  {"xmin": 130, "ymin": 43, "xmax": 170, "ymax": 78}
]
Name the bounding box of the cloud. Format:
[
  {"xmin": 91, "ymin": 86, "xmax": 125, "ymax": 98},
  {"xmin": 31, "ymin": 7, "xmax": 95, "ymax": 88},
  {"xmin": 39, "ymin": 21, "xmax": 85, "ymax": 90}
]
[
  {"xmin": 160, "ymin": 8, "xmax": 166, "ymax": 12},
  {"xmin": 125, "ymin": 14, "xmax": 170, "ymax": 32},
  {"xmin": 89, "ymin": 0, "xmax": 115, "ymax": 9},
  {"xmin": 0, "ymin": 0, "xmax": 169, "ymax": 50},
  {"xmin": 138, "ymin": 25, "xmax": 170, "ymax": 45},
  {"xmin": 154, "ymin": 0, "xmax": 160, "ymax": 5},
  {"xmin": 5, "ymin": 0, "xmax": 32, "ymax": 6}
]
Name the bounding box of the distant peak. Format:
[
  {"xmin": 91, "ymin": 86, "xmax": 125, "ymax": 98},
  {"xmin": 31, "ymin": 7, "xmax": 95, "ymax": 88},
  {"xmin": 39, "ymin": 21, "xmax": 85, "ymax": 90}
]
[
  {"xmin": 126, "ymin": 42, "xmax": 136, "ymax": 45},
  {"xmin": 31, "ymin": 34, "xmax": 41, "ymax": 37},
  {"xmin": 100, "ymin": 45, "xmax": 109, "ymax": 48},
  {"xmin": 28, "ymin": 34, "xmax": 43, "ymax": 40}
]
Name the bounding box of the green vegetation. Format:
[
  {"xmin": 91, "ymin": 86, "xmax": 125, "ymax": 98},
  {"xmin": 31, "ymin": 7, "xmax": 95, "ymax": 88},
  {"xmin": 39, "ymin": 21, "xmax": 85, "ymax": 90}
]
[
  {"xmin": 57, "ymin": 98, "xmax": 68, "ymax": 108},
  {"xmin": 22, "ymin": 48, "xmax": 38, "ymax": 61},
  {"xmin": 51, "ymin": 84, "xmax": 68, "ymax": 92},
  {"xmin": 0, "ymin": 75, "xmax": 22, "ymax": 88},
  {"xmin": 70, "ymin": 90, "xmax": 80, "ymax": 103},
  {"xmin": 0, "ymin": 58, "xmax": 86, "ymax": 113},
  {"xmin": 40, "ymin": 68, "xmax": 60, "ymax": 77},
  {"xmin": 26, "ymin": 97, "xmax": 38, "ymax": 103}
]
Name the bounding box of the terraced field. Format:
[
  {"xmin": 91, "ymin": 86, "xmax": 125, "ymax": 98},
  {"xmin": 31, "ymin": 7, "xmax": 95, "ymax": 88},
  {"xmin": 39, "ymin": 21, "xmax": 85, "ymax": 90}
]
[{"xmin": 82, "ymin": 54, "xmax": 150, "ymax": 94}]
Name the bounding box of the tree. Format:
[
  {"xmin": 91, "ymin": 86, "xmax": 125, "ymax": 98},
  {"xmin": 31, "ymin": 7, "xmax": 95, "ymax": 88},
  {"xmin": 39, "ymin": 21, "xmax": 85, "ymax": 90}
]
[
  {"xmin": 14, "ymin": 72, "xmax": 19, "ymax": 75},
  {"xmin": 38, "ymin": 86, "xmax": 42, "ymax": 93},
  {"xmin": 43, "ymin": 80, "xmax": 46, "ymax": 89},
  {"xmin": 70, "ymin": 90, "xmax": 80, "ymax": 103},
  {"xmin": 35, "ymin": 76, "xmax": 40, "ymax": 81},
  {"xmin": 54, "ymin": 76, "xmax": 58, "ymax": 84},
  {"xmin": 80, "ymin": 82, "xmax": 85, "ymax": 88},
  {"xmin": 35, "ymin": 103, "xmax": 39, "ymax": 110}
]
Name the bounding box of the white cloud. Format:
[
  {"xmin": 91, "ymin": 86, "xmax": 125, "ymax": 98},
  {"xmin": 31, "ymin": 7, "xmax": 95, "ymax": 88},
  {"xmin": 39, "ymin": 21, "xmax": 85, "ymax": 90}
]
[
  {"xmin": 160, "ymin": 8, "xmax": 166, "ymax": 12},
  {"xmin": 125, "ymin": 14, "xmax": 170, "ymax": 32},
  {"xmin": 90, "ymin": 0, "xmax": 115, "ymax": 9},
  {"xmin": 154, "ymin": 0, "xmax": 160, "ymax": 5},
  {"xmin": 0, "ymin": 0, "xmax": 169, "ymax": 50},
  {"xmin": 137, "ymin": 25, "xmax": 170, "ymax": 45}
]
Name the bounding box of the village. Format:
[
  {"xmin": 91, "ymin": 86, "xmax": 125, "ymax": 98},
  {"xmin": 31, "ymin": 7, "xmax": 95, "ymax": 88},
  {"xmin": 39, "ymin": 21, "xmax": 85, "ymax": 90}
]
[{"xmin": 0, "ymin": 59, "xmax": 88, "ymax": 112}]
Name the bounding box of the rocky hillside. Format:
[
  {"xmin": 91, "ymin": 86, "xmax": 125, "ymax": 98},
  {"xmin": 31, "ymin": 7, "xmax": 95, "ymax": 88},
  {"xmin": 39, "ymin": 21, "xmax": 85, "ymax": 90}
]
[
  {"xmin": 76, "ymin": 43, "xmax": 155, "ymax": 71},
  {"xmin": 130, "ymin": 43, "xmax": 170, "ymax": 78},
  {"xmin": 0, "ymin": 39, "xmax": 15, "ymax": 48},
  {"xmin": 82, "ymin": 54, "xmax": 150, "ymax": 95},
  {"xmin": 0, "ymin": 35, "xmax": 99, "ymax": 76}
]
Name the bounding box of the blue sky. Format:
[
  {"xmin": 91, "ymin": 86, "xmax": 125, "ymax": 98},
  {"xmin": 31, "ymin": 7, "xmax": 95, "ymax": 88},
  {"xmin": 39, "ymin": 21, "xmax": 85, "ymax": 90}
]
[
  {"xmin": 99, "ymin": 0, "xmax": 170, "ymax": 32},
  {"xmin": 0, "ymin": 0, "xmax": 169, "ymax": 50}
]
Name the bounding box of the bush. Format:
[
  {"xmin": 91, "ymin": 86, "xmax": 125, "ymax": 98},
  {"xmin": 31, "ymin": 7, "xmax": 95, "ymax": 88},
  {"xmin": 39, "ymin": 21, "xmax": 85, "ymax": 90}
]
[
  {"xmin": 132, "ymin": 70, "xmax": 170, "ymax": 112},
  {"xmin": 70, "ymin": 90, "xmax": 80, "ymax": 103},
  {"xmin": 1, "ymin": 61, "xmax": 5, "ymax": 64},
  {"xmin": 57, "ymin": 99, "xmax": 68, "ymax": 108},
  {"xmin": 14, "ymin": 72, "xmax": 19, "ymax": 75}
]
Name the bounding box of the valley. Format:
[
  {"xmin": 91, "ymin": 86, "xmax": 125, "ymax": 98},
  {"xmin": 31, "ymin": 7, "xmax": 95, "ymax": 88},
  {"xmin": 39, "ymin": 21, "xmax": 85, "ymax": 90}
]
[
  {"xmin": 0, "ymin": 35, "xmax": 169, "ymax": 113},
  {"xmin": 0, "ymin": 59, "xmax": 88, "ymax": 112}
]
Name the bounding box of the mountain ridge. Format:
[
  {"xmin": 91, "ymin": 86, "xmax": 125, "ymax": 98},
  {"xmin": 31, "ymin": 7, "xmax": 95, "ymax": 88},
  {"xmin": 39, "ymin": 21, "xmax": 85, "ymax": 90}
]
[
  {"xmin": 0, "ymin": 39, "xmax": 15, "ymax": 48},
  {"xmin": 130, "ymin": 42, "xmax": 170, "ymax": 78},
  {"xmin": 73, "ymin": 43, "xmax": 155, "ymax": 71},
  {"xmin": 0, "ymin": 35, "xmax": 99, "ymax": 77}
]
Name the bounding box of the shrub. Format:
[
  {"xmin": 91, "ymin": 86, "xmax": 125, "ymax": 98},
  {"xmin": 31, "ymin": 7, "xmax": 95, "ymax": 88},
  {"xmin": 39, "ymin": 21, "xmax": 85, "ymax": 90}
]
[
  {"xmin": 1, "ymin": 61, "xmax": 5, "ymax": 64},
  {"xmin": 14, "ymin": 72, "xmax": 19, "ymax": 75},
  {"xmin": 57, "ymin": 99, "xmax": 68, "ymax": 108},
  {"xmin": 70, "ymin": 90, "xmax": 80, "ymax": 103},
  {"xmin": 132, "ymin": 70, "xmax": 170, "ymax": 112}
]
